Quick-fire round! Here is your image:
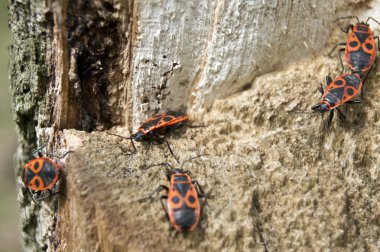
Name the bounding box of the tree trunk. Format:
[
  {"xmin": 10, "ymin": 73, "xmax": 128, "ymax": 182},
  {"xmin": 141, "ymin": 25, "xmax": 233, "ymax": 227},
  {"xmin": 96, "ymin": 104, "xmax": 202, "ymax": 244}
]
[{"xmin": 9, "ymin": 0, "xmax": 380, "ymax": 251}]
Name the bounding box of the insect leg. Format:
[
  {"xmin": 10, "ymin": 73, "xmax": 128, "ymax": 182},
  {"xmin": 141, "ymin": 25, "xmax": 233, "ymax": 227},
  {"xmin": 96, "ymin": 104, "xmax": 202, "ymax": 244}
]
[
  {"xmin": 193, "ymin": 180, "xmax": 208, "ymax": 213},
  {"xmin": 345, "ymin": 100, "xmax": 362, "ymax": 104},
  {"xmin": 375, "ymin": 36, "xmax": 380, "ymax": 52},
  {"xmin": 49, "ymin": 189, "xmax": 68, "ymax": 201},
  {"xmin": 318, "ymin": 86, "xmax": 324, "ymax": 95},
  {"xmin": 148, "ymin": 184, "xmax": 169, "ymax": 198},
  {"xmin": 326, "ymin": 110, "xmax": 334, "ymax": 128},
  {"xmin": 192, "ymin": 180, "xmax": 206, "ymax": 198},
  {"xmin": 165, "ymin": 140, "xmax": 180, "ymax": 164},
  {"xmin": 341, "ymin": 24, "xmax": 354, "ymax": 34},
  {"xmin": 326, "ymin": 75, "xmax": 333, "ymax": 85},
  {"xmin": 338, "ymin": 48, "xmax": 345, "ymax": 74},
  {"xmin": 130, "ymin": 139, "xmax": 137, "ymax": 153},
  {"xmin": 335, "ymin": 107, "xmax": 347, "ymax": 122},
  {"xmin": 167, "ymin": 122, "xmax": 186, "ymax": 132},
  {"xmin": 34, "ymin": 189, "xmax": 54, "ymax": 201},
  {"xmin": 137, "ymin": 184, "xmax": 168, "ymax": 203},
  {"xmin": 27, "ymin": 189, "xmax": 38, "ymax": 204},
  {"xmin": 107, "ymin": 133, "xmax": 137, "ymax": 154},
  {"xmin": 359, "ymin": 64, "xmax": 374, "ymax": 101},
  {"xmin": 328, "ymin": 42, "xmax": 346, "ymax": 57},
  {"xmin": 145, "ymin": 135, "xmax": 154, "ymax": 154},
  {"xmin": 145, "ymin": 144, "xmax": 151, "ymax": 154},
  {"xmin": 159, "ymin": 195, "xmax": 170, "ymax": 222},
  {"xmin": 318, "ymin": 75, "xmax": 331, "ymax": 95},
  {"xmin": 185, "ymin": 124, "xmax": 205, "ymax": 128}
]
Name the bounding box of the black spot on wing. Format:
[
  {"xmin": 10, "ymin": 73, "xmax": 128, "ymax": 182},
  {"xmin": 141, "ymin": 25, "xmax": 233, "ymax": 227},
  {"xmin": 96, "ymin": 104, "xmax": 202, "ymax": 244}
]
[
  {"xmin": 188, "ymin": 195, "xmax": 195, "ymax": 203},
  {"xmin": 163, "ymin": 116, "xmax": 174, "ymax": 122},
  {"xmin": 34, "ymin": 162, "xmax": 40, "ymax": 169},
  {"xmin": 34, "ymin": 178, "xmax": 40, "ymax": 188},
  {"xmin": 349, "ymin": 41, "xmax": 358, "ymax": 48},
  {"xmin": 172, "ymin": 196, "xmax": 180, "ymax": 204},
  {"xmin": 346, "ymin": 88, "xmax": 355, "ymax": 96},
  {"xmin": 141, "ymin": 117, "xmax": 162, "ymax": 131},
  {"xmin": 334, "ymin": 79, "xmax": 344, "ymax": 86},
  {"xmin": 166, "ymin": 111, "xmax": 185, "ymax": 118},
  {"xmin": 365, "ymin": 43, "xmax": 373, "ymax": 50}
]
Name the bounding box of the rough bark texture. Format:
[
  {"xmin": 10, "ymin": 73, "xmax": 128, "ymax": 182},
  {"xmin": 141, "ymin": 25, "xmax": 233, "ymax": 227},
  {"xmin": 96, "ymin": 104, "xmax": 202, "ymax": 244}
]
[{"xmin": 9, "ymin": 0, "xmax": 380, "ymax": 251}]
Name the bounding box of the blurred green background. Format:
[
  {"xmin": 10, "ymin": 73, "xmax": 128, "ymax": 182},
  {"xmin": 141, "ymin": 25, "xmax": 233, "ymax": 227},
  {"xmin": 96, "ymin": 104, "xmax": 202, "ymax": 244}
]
[{"xmin": 0, "ymin": 0, "xmax": 22, "ymax": 251}]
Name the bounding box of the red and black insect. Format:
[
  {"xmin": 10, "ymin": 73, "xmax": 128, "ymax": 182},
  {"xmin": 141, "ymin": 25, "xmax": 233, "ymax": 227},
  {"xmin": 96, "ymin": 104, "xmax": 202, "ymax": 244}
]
[
  {"xmin": 108, "ymin": 111, "xmax": 189, "ymax": 160},
  {"xmin": 21, "ymin": 146, "xmax": 72, "ymax": 202},
  {"xmin": 329, "ymin": 16, "xmax": 380, "ymax": 75},
  {"xmin": 132, "ymin": 111, "xmax": 188, "ymax": 142},
  {"xmin": 311, "ymin": 73, "xmax": 363, "ymax": 127},
  {"xmin": 148, "ymin": 156, "xmax": 206, "ymax": 233}
]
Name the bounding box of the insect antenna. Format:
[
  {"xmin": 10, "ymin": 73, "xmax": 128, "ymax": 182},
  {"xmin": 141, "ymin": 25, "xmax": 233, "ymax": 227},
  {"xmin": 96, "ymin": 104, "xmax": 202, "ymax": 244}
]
[
  {"xmin": 366, "ymin": 17, "xmax": 380, "ymax": 26},
  {"xmin": 38, "ymin": 150, "xmax": 73, "ymax": 159},
  {"xmin": 31, "ymin": 144, "xmax": 48, "ymax": 157},
  {"xmin": 180, "ymin": 154, "xmax": 208, "ymax": 169},
  {"xmin": 185, "ymin": 124, "xmax": 206, "ymax": 128},
  {"xmin": 107, "ymin": 133, "xmax": 134, "ymax": 140},
  {"xmin": 333, "ymin": 16, "xmax": 360, "ymax": 24},
  {"xmin": 107, "ymin": 133, "xmax": 137, "ymax": 153},
  {"xmin": 144, "ymin": 162, "xmax": 174, "ymax": 170}
]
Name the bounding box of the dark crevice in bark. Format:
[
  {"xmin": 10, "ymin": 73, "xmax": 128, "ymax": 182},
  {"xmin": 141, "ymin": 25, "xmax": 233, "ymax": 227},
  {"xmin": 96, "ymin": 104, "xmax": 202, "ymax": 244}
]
[
  {"xmin": 66, "ymin": 1, "xmax": 124, "ymax": 132},
  {"xmin": 250, "ymin": 190, "xmax": 269, "ymax": 252}
]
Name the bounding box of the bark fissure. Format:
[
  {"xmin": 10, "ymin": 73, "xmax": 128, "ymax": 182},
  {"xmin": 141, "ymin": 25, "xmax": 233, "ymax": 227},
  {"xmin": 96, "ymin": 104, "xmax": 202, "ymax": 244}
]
[
  {"xmin": 65, "ymin": 1, "xmax": 125, "ymax": 131},
  {"xmin": 52, "ymin": 0, "xmax": 70, "ymax": 130}
]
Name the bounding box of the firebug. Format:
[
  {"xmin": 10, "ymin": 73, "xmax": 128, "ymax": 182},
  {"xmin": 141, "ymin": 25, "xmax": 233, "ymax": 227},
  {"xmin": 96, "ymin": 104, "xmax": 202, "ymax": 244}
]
[
  {"xmin": 108, "ymin": 111, "xmax": 189, "ymax": 161},
  {"xmin": 147, "ymin": 155, "xmax": 207, "ymax": 233},
  {"xmin": 329, "ymin": 16, "xmax": 380, "ymax": 75},
  {"xmin": 311, "ymin": 73, "xmax": 363, "ymax": 127},
  {"xmin": 21, "ymin": 145, "xmax": 72, "ymax": 202}
]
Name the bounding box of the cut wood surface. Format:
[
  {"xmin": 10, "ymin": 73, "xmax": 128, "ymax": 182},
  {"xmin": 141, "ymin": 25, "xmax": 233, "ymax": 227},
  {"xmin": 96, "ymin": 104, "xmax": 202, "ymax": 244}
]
[{"xmin": 9, "ymin": 0, "xmax": 380, "ymax": 251}]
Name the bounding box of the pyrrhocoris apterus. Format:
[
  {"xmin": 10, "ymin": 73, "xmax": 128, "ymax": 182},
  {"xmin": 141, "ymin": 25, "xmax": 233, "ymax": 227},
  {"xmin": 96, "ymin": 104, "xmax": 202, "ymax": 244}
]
[
  {"xmin": 108, "ymin": 111, "xmax": 189, "ymax": 160},
  {"xmin": 329, "ymin": 16, "xmax": 380, "ymax": 75},
  {"xmin": 132, "ymin": 111, "xmax": 188, "ymax": 142},
  {"xmin": 148, "ymin": 156, "xmax": 206, "ymax": 233},
  {"xmin": 311, "ymin": 73, "xmax": 363, "ymax": 127},
  {"xmin": 21, "ymin": 146, "xmax": 72, "ymax": 202}
]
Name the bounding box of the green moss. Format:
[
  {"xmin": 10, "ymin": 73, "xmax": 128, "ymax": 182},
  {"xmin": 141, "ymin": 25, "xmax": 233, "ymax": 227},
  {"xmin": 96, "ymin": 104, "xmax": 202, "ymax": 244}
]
[
  {"xmin": 8, "ymin": 1, "xmax": 51, "ymax": 251},
  {"xmin": 9, "ymin": 0, "xmax": 49, "ymax": 154}
]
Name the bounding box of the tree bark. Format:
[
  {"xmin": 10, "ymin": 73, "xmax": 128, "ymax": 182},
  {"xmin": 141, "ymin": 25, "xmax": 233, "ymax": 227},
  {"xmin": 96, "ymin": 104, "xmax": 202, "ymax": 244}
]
[{"xmin": 9, "ymin": 0, "xmax": 379, "ymax": 251}]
